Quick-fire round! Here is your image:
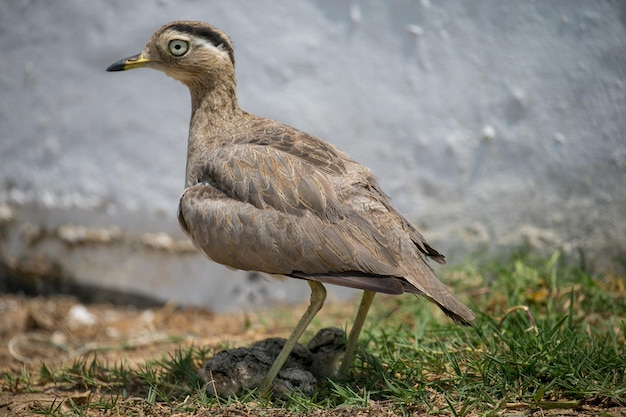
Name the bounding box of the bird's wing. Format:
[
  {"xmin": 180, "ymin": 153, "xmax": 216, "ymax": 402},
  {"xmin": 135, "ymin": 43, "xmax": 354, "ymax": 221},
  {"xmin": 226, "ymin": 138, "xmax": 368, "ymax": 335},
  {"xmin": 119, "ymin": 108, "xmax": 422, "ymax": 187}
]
[
  {"xmin": 178, "ymin": 182, "xmax": 406, "ymax": 293},
  {"xmin": 363, "ymin": 178, "xmax": 446, "ymax": 264},
  {"xmin": 248, "ymin": 123, "xmax": 446, "ymax": 265},
  {"xmin": 246, "ymin": 122, "xmax": 347, "ymax": 175},
  {"xmin": 179, "ymin": 144, "xmax": 407, "ymax": 282},
  {"xmin": 201, "ymin": 144, "xmax": 347, "ymax": 220},
  {"xmin": 180, "ymin": 144, "xmax": 473, "ymax": 320}
]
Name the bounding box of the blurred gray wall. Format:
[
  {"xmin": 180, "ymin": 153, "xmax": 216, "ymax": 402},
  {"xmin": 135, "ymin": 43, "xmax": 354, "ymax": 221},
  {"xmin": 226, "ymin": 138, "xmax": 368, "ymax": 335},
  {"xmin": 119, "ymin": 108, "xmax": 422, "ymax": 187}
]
[{"xmin": 1, "ymin": 1, "xmax": 624, "ymax": 310}]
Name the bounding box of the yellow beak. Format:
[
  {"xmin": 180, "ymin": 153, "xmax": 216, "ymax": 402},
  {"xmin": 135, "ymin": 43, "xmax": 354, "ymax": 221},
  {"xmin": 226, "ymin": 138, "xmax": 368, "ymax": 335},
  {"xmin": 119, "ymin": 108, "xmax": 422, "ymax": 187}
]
[{"xmin": 106, "ymin": 52, "xmax": 150, "ymax": 72}]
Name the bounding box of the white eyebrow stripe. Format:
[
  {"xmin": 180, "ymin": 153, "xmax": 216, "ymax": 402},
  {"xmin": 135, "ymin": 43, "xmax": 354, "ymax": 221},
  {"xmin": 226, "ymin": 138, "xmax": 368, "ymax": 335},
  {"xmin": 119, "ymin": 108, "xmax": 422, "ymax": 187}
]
[{"xmin": 192, "ymin": 37, "xmax": 231, "ymax": 60}]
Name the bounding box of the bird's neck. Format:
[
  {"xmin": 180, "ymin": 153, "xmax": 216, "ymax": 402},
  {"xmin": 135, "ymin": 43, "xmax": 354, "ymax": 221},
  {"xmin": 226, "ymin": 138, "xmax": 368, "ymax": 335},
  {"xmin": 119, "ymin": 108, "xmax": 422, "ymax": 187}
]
[
  {"xmin": 185, "ymin": 78, "xmax": 243, "ymax": 188},
  {"xmin": 189, "ymin": 77, "xmax": 239, "ymax": 120}
]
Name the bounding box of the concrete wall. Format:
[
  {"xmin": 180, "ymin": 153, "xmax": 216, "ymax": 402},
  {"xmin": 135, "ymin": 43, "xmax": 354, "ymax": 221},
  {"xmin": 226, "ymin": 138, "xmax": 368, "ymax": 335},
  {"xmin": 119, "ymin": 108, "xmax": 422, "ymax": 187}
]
[{"xmin": 1, "ymin": 1, "xmax": 624, "ymax": 311}]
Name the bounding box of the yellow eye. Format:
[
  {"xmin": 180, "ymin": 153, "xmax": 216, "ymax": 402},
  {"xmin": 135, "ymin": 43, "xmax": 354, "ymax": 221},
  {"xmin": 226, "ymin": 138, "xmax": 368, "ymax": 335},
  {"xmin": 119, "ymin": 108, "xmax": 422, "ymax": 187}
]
[{"xmin": 168, "ymin": 39, "xmax": 189, "ymax": 56}]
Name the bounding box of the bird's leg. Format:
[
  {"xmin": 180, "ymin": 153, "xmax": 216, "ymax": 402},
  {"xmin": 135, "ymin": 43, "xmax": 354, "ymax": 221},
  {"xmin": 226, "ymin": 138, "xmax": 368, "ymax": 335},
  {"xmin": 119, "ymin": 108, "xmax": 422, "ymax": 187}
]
[
  {"xmin": 338, "ymin": 289, "xmax": 376, "ymax": 378},
  {"xmin": 259, "ymin": 280, "xmax": 327, "ymax": 393}
]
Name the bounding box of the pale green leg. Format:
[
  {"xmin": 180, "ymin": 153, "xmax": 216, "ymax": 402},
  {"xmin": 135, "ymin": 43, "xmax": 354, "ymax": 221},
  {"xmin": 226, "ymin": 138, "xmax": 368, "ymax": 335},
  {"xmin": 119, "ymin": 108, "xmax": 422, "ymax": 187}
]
[
  {"xmin": 339, "ymin": 290, "xmax": 376, "ymax": 378},
  {"xmin": 259, "ymin": 280, "xmax": 327, "ymax": 393}
]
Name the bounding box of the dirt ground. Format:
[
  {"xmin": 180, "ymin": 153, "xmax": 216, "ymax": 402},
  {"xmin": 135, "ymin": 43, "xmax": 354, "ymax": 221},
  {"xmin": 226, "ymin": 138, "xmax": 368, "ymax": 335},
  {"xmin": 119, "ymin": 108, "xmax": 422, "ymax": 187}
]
[{"xmin": 0, "ymin": 293, "xmax": 624, "ymax": 417}]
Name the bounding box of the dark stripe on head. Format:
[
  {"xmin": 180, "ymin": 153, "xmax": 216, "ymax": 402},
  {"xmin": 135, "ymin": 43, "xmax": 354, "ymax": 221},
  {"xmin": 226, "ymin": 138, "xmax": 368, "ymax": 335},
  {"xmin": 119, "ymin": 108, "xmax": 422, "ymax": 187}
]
[{"xmin": 169, "ymin": 23, "xmax": 235, "ymax": 65}]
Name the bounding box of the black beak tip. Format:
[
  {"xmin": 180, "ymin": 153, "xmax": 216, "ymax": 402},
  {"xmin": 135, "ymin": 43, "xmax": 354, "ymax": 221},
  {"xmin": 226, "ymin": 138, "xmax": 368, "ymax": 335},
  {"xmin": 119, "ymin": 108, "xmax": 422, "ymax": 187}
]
[{"xmin": 106, "ymin": 60, "xmax": 126, "ymax": 72}]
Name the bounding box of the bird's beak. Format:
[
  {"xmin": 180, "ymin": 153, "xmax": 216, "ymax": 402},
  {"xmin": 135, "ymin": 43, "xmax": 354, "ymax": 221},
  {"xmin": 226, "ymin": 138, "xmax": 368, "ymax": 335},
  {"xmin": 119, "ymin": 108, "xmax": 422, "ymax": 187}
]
[{"xmin": 106, "ymin": 52, "xmax": 150, "ymax": 72}]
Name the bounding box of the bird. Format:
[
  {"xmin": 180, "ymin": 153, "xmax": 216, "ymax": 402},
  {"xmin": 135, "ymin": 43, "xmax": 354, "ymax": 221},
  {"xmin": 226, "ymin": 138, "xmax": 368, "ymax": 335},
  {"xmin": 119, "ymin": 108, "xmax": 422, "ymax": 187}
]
[
  {"xmin": 304, "ymin": 327, "xmax": 346, "ymax": 381},
  {"xmin": 199, "ymin": 345, "xmax": 275, "ymax": 397},
  {"xmin": 199, "ymin": 327, "xmax": 346, "ymax": 398},
  {"xmin": 252, "ymin": 327, "xmax": 346, "ymax": 381},
  {"xmin": 106, "ymin": 20, "xmax": 474, "ymax": 393}
]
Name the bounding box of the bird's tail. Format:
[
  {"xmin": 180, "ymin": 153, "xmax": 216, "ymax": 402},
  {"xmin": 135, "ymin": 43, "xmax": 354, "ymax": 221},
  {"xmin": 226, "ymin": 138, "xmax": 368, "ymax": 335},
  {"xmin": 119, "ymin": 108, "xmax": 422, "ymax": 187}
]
[{"xmin": 403, "ymin": 262, "xmax": 475, "ymax": 325}]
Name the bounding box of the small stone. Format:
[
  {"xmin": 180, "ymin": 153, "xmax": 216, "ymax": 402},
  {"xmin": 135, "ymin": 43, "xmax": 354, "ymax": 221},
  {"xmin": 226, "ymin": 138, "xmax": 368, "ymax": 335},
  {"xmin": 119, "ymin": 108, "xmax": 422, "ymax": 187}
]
[
  {"xmin": 406, "ymin": 24, "xmax": 424, "ymax": 37},
  {"xmin": 68, "ymin": 304, "xmax": 97, "ymax": 327},
  {"xmin": 0, "ymin": 203, "xmax": 15, "ymax": 224},
  {"xmin": 480, "ymin": 125, "xmax": 496, "ymax": 142}
]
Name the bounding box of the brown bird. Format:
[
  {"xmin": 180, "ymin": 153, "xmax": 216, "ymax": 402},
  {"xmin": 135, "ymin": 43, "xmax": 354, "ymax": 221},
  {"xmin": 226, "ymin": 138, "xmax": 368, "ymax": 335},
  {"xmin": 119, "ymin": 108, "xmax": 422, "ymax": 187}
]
[
  {"xmin": 107, "ymin": 20, "xmax": 474, "ymax": 392},
  {"xmin": 252, "ymin": 327, "xmax": 346, "ymax": 381}
]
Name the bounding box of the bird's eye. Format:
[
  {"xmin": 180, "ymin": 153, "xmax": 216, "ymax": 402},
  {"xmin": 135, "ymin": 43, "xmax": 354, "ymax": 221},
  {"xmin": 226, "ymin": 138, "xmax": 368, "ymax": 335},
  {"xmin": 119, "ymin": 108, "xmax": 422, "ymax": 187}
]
[{"xmin": 168, "ymin": 39, "xmax": 189, "ymax": 56}]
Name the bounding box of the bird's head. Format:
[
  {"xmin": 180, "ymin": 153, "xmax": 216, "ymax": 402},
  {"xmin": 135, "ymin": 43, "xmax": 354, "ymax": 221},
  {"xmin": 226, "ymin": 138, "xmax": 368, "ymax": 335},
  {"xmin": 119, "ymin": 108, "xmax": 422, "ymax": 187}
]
[
  {"xmin": 307, "ymin": 327, "xmax": 347, "ymax": 380},
  {"xmin": 107, "ymin": 21, "xmax": 235, "ymax": 89}
]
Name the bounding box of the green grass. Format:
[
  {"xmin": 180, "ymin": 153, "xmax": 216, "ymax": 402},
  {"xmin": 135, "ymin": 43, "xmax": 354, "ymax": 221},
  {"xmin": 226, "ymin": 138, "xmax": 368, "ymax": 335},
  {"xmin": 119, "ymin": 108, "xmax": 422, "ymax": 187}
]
[
  {"xmin": 2, "ymin": 250, "xmax": 625, "ymax": 416},
  {"xmin": 348, "ymin": 251, "xmax": 626, "ymax": 413}
]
